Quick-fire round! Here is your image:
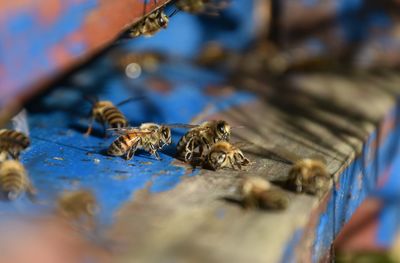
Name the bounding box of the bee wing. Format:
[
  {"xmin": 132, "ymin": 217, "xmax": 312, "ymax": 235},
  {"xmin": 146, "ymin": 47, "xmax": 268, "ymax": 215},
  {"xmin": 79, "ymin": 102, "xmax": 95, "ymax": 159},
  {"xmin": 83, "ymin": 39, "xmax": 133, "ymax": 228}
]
[
  {"xmin": 107, "ymin": 127, "xmax": 135, "ymax": 135},
  {"xmin": 10, "ymin": 109, "xmax": 30, "ymax": 136},
  {"xmin": 107, "ymin": 127, "xmax": 153, "ymax": 136},
  {"xmin": 162, "ymin": 123, "xmax": 199, "ymax": 129}
]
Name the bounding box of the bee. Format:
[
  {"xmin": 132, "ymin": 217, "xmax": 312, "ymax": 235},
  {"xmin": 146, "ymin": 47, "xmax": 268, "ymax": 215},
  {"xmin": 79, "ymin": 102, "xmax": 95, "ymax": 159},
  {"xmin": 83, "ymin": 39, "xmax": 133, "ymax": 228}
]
[
  {"xmin": 129, "ymin": 8, "xmax": 169, "ymax": 38},
  {"xmin": 57, "ymin": 189, "xmax": 98, "ymax": 228},
  {"xmin": 240, "ymin": 176, "xmax": 289, "ymax": 210},
  {"xmin": 107, "ymin": 123, "xmax": 172, "ymax": 160},
  {"xmin": 0, "ymin": 129, "xmax": 30, "ymax": 159},
  {"xmin": 288, "ymin": 158, "xmax": 332, "ymax": 197},
  {"xmin": 85, "ymin": 97, "xmax": 138, "ymax": 136},
  {"xmin": 177, "ymin": 120, "xmax": 231, "ymax": 162},
  {"xmin": 205, "ymin": 141, "xmax": 250, "ymax": 170},
  {"xmin": 0, "ymin": 160, "xmax": 36, "ymax": 200},
  {"xmin": 176, "ymin": 0, "xmax": 228, "ymax": 14}
]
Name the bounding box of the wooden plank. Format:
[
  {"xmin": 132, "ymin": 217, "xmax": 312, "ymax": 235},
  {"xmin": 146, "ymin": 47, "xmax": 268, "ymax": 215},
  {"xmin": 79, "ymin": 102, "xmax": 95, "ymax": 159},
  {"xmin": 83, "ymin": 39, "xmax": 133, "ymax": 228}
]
[
  {"xmin": 109, "ymin": 72, "xmax": 400, "ymax": 262},
  {"xmin": 0, "ymin": 0, "xmax": 171, "ymax": 125}
]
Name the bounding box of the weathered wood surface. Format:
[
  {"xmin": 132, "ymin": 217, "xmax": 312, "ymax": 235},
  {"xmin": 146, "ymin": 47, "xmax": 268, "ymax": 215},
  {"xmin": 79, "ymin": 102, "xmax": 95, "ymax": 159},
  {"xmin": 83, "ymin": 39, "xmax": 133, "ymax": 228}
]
[
  {"xmin": 109, "ymin": 72, "xmax": 400, "ymax": 262},
  {"xmin": 0, "ymin": 0, "xmax": 171, "ymax": 124}
]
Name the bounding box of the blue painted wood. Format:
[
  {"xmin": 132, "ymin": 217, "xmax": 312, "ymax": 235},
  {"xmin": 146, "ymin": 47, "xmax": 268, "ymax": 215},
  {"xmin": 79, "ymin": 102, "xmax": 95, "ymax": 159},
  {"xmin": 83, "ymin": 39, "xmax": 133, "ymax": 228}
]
[{"xmin": 2, "ymin": 53, "xmax": 253, "ymax": 226}]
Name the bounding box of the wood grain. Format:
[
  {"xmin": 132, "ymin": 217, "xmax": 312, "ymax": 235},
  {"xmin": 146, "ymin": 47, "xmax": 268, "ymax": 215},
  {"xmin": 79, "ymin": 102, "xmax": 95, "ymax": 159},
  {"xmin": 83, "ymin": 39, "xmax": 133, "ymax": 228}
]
[{"xmin": 109, "ymin": 72, "xmax": 400, "ymax": 262}]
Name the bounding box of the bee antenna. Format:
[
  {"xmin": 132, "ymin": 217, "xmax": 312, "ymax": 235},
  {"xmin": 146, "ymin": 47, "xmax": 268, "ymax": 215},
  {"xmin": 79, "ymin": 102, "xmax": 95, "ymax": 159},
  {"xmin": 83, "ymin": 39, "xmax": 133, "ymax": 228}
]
[
  {"xmin": 169, "ymin": 9, "xmax": 180, "ymax": 18},
  {"xmin": 116, "ymin": 96, "xmax": 146, "ymax": 107},
  {"xmin": 232, "ymin": 125, "xmax": 245, "ymax": 129},
  {"xmin": 84, "ymin": 95, "xmax": 98, "ymax": 105}
]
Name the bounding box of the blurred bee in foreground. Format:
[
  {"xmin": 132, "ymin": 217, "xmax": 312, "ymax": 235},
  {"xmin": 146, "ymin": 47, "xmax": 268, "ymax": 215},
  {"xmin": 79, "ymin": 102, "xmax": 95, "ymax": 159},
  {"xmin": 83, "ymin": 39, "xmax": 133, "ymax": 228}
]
[
  {"xmin": 288, "ymin": 158, "xmax": 332, "ymax": 198},
  {"xmin": 108, "ymin": 123, "xmax": 173, "ymax": 160},
  {"xmin": 85, "ymin": 97, "xmax": 140, "ymax": 136},
  {"xmin": 240, "ymin": 176, "xmax": 289, "ymax": 210},
  {"xmin": 176, "ymin": 0, "xmax": 229, "ymax": 15},
  {"xmin": 177, "ymin": 120, "xmax": 231, "ymax": 162},
  {"xmin": 0, "ymin": 160, "xmax": 36, "ymax": 200},
  {"xmin": 57, "ymin": 189, "xmax": 98, "ymax": 229},
  {"xmin": 0, "ymin": 129, "xmax": 30, "ymax": 159},
  {"xmin": 205, "ymin": 141, "xmax": 250, "ymax": 170}
]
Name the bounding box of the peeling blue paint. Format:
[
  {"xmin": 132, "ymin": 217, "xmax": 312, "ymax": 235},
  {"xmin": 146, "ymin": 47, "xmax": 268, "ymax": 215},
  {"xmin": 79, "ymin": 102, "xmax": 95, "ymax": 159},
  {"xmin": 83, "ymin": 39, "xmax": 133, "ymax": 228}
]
[
  {"xmin": 2, "ymin": 53, "xmax": 254, "ymax": 227},
  {"xmin": 312, "ymin": 107, "xmax": 400, "ymax": 262}
]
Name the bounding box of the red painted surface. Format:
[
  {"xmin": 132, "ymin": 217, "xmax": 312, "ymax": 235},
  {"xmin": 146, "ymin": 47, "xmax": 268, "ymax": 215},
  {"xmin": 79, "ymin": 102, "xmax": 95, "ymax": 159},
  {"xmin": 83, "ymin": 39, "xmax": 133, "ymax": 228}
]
[
  {"xmin": 334, "ymin": 198, "xmax": 384, "ymax": 252},
  {"xmin": 0, "ymin": 0, "xmax": 170, "ymax": 124}
]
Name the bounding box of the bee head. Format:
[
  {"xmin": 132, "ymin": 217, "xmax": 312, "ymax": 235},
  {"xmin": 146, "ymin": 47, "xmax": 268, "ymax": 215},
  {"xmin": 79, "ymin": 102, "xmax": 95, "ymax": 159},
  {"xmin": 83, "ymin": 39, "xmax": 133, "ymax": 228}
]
[
  {"xmin": 215, "ymin": 120, "xmax": 231, "ymax": 140},
  {"xmin": 303, "ymin": 159, "xmax": 329, "ymax": 179},
  {"xmin": 160, "ymin": 126, "xmax": 172, "ymax": 145},
  {"xmin": 158, "ymin": 12, "xmax": 169, "ymax": 28},
  {"xmin": 208, "ymin": 150, "xmax": 227, "ymax": 170}
]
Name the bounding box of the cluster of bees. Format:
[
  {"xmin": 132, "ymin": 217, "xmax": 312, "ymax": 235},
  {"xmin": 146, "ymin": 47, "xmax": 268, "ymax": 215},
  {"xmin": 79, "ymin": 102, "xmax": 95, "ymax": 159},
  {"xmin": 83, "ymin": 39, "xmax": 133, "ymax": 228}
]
[
  {"xmin": 85, "ymin": 97, "xmax": 332, "ymax": 210},
  {"xmin": 0, "ymin": 0, "xmax": 333, "ymax": 228},
  {"xmin": 86, "ymin": 97, "xmax": 250, "ymax": 170},
  {"xmin": 0, "ymin": 96, "xmax": 332, "ymax": 222}
]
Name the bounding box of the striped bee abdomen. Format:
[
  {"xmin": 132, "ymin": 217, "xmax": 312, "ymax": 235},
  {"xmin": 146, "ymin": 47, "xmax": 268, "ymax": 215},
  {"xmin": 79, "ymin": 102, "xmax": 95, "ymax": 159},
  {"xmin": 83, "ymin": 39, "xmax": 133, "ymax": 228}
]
[
  {"xmin": 0, "ymin": 129, "xmax": 30, "ymax": 157},
  {"xmin": 0, "ymin": 161, "xmax": 28, "ymax": 200},
  {"xmin": 108, "ymin": 135, "xmax": 132, "ymax": 156},
  {"xmin": 103, "ymin": 106, "xmax": 128, "ymax": 129}
]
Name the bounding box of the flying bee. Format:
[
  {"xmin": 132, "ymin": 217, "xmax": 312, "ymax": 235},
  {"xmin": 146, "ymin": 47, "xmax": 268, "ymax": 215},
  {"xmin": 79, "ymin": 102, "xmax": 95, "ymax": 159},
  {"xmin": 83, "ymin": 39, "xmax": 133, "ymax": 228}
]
[
  {"xmin": 288, "ymin": 158, "xmax": 332, "ymax": 198},
  {"xmin": 57, "ymin": 189, "xmax": 98, "ymax": 229},
  {"xmin": 240, "ymin": 176, "xmax": 289, "ymax": 210},
  {"xmin": 129, "ymin": 0, "xmax": 179, "ymax": 38},
  {"xmin": 0, "ymin": 129, "xmax": 30, "ymax": 159},
  {"xmin": 108, "ymin": 123, "xmax": 173, "ymax": 160},
  {"xmin": 176, "ymin": 0, "xmax": 229, "ymax": 15},
  {"xmin": 205, "ymin": 141, "xmax": 250, "ymax": 170},
  {"xmin": 0, "ymin": 160, "xmax": 36, "ymax": 201},
  {"xmin": 177, "ymin": 120, "xmax": 231, "ymax": 162},
  {"xmin": 85, "ymin": 97, "xmax": 140, "ymax": 136}
]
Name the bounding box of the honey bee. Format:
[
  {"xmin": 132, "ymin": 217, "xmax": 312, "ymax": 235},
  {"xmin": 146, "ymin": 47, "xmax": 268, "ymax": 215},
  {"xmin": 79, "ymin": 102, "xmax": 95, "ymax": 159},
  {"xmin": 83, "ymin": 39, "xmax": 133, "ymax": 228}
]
[
  {"xmin": 288, "ymin": 158, "xmax": 332, "ymax": 197},
  {"xmin": 240, "ymin": 176, "xmax": 289, "ymax": 210},
  {"xmin": 57, "ymin": 189, "xmax": 98, "ymax": 228},
  {"xmin": 85, "ymin": 97, "xmax": 137, "ymax": 136},
  {"xmin": 0, "ymin": 160, "xmax": 36, "ymax": 200},
  {"xmin": 205, "ymin": 141, "xmax": 250, "ymax": 170},
  {"xmin": 107, "ymin": 123, "xmax": 172, "ymax": 160},
  {"xmin": 177, "ymin": 120, "xmax": 231, "ymax": 162},
  {"xmin": 176, "ymin": 0, "xmax": 228, "ymax": 14},
  {"xmin": 0, "ymin": 129, "xmax": 30, "ymax": 159}
]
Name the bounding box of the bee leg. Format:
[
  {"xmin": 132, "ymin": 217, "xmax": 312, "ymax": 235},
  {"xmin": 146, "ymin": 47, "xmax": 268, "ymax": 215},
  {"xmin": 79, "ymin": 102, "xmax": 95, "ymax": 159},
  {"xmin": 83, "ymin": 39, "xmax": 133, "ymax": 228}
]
[
  {"xmin": 184, "ymin": 138, "xmax": 196, "ymax": 162},
  {"xmin": 200, "ymin": 137, "xmax": 210, "ymax": 156},
  {"xmin": 126, "ymin": 148, "xmax": 136, "ymax": 160},
  {"xmin": 229, "ymin": 156, "xmax": 237, "ymax": 170},
  {"xmin": 85, "ymin": 117, "xmax": 95, "ymax": 136},
  {"xmin": 149, "ymin": 144, "xmax": 161, "ymax": 160},
  {"xmin": 8, "ymin": 150, "xmax": 19, "ymax": 160},
  {"xmin": 26, "ymin": 184, "xmax": 37, "ymax": 202},
  {"xmin": 126, "ymin": 140, "xmax": 140, "ymax": 160},
  {"xmin": 153, "ymin": 151, "xmax": 161, "ymax": 160},
  {"xmin": 101, "ymin": 122, "xmax": 109, "ymax": 138},
  {"xmin": 295, "ymin": 176, "xmax": 303, "ymax": 193}
]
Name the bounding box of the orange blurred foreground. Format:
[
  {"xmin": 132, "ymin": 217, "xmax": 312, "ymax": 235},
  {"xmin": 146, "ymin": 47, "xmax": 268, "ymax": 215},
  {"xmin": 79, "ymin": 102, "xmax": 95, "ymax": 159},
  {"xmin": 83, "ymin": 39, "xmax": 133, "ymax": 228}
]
[{"xmin": 0, "ymin": 216, "xmax": 112, "ymax": 263}]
